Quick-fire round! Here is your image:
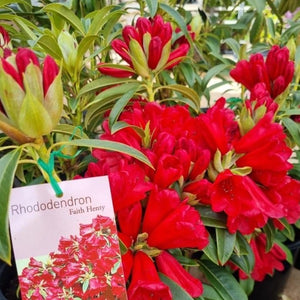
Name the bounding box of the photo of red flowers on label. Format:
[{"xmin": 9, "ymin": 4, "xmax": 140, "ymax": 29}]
[{"xmin": 19, "ymin": 215, "xmax": 127, "ymax": 300}]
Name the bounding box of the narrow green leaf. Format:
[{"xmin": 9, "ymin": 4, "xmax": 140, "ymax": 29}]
[
  {"xmin": 276, "ymin": 218, "xmax": 295, "ymax": 241},
  {"xmin": 85, "ymin": 82, "xmax": 142, "ymax": 109},
  {"xmin": 78, "ymin": 77, "xmax": 137, "ymax": 97},
  {"xmin": 159, "ymin": 273, "xmax": 193, "ymax": 300},
  {"xmin": 155, "ymin": 84, "xmax": 200, "ymax": 112},
  {"xmin": 0, "ymin": 148, "xmax": 22, "ymax": 265},
  {"xmin": 0, "ymin": 0, "xmax": 29, "ymax": 7},
  {"xmin": 53, "ymin": 124, "xmax": 89, "ymax": 139},
  {"xmin": 202, "ymin": 64, "xmax": 228, "ymax": 88},
  {"xmin": 199, "ymin": 260, "xmax": 248, "ymax": 300},
  {"xmin": 35, "ymin": 34, "xmax": 63, "ymax": 60},
  {"xmin": 43, "ymin": 3, "xmax": 85, "ymax": 35},
  {"xmin": 216, "ymin": 228, "xmax": 236, "ymax": 266},
  {"xmin": 111, "ymin": 121, "xmax": 146, "ymax": 136},
  {"xmin": 235, "ymin": 232, "xmax": 251, "ymax": 256},
  {"xmin": 239, "ymin": 278, "xmax": 255, "ymax": 296},
  {"xmin": 202, "ymin": 284, "xmax": 223, "ymax": 300},
  {"xmin": 246, "ymin": 0, "xmax": 266, "ymax": 14},
  {"xmin": 145, "ymin": 0, "xmax": 158, "ymax": 18},
  {"xmin": 276, "ymin": 240, "xmax": 293, "ymax": 265},
  {"xmin": 263, "ymin": 221, "xmax": 276, "ymax": 252},
  {"xmin": 109, "ymin": 87, "xmax": 139, "ymax": 129},
  {"xmin": 180, "ymin": 62, "xmax": 195, "ymax": 87},
  {"xmin": 77, "ymin": 35, "xmax": 99, "ymax": 61},
  {"xmin": 223, "ymin": 38, "xmax": 240, "ymax": 59},
  {"xmin": 250, "ymin": 13, "xmax": 264, "ymax": 44},
  {"xmin": 196, "ymin": 206, "xmax": 227, "ymax": 228},
  {"xmin": 203, "ymin": 233, "xmax": 219, "ymax": 265},
  {"xmin": 159, "ymin": 3, "xmax": 193, "ymax": 46},
  {"xmin": 65, "ymin": 139, "xmax": 153, "ymax": 168},
  {"xmin": 282, "ymin": 117, "xmax": 300, "ymax": 147}
]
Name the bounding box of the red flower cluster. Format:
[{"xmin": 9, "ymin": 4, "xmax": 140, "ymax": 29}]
[
  {"xmin": 230, "ymin": 45, "xmax": 294, "ymax": 99},
  {"xmin": 80, "ymin": 86, "xmax": 300, "ymax": 296},
  {"xmin": 19, "ymin": 216, "xmax": 127, "ymax": 300},
  {"xmin": 98, "ymin": 15, "xmax": 190, "ymax": 78}
]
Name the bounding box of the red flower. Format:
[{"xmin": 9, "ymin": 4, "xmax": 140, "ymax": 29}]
[
  {"xmin": 100, "ymin": 15, "xmax": 189, "ymax": 77},
  {"xmin": 234, "ymin": 113, "xmax": 292, "ymax": 187},
  {"xmin": 197, "ymin": 98, "xmax": 240, "ymax": 155},
  {"xmin": 146, "ymin": 200, "xmax": 209, "ymax": 249},
  {"xmin": 230, "ymin": 46, "xmax": 294, "ymax": 98},
  {"xmin": 156, "ymin": 251, "xmax": 203, "ymax": 297},
  {"xmin": 127, "ymin": 251, "xmax": 172, "ymax": 300},
  {"xmin": 246, "ymin": 233, "xmax": 286, "ymax": 281},
  {"xmin": 211, "ymin": 170, "xmax": 283, "ymax": 234}
]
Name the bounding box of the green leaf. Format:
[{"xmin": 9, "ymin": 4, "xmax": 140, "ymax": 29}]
[
  {"xmin": 276, "ymin": 240, "xmax": 293, "ymax": 265},
  {"xmin": 109, "ymin": 87, "xmax": 140, "ymax": 129},
  {"xmin": 240, "ymin": 278, "xmax": 255, "ymax": 296},
  {"xmin": 82, "ymin": 279, "xmax": 89, "ymax": 293},
  {"xmin": 155, "ymin": 84, "xmax": 200, "ymax": 113},
  {"xmin": 199, "ymin": 260, "xmax": 248, "ymax": 300},
  {"xmin": 53, "ymin": 124, "xmax": 89, "ymax": 139},
  {"xmin": 216, "ymin": 228, "xmax": 236, "ymax": 266},
  {"xmin": 246, "ymin": 0, "xmax": 266, "ymax": 14},
  {"xmin": 263, "ymin": 221, "xmax": 276, "ymax": 252},
  {"xmin": 35, "ymin": 34, "xmax": 63, "ymax": 60},
  {"xmin": 146, "ymin": 0, "xmax": 158, "ymax": 18},
  {"xmin": 282, "ymin": 117, "xmax": 300, "ymax": 146},
  {"xmin": 202, "ymin": 64, "xmax": 229, "ymax": 89},
  {"xmin": 235, "ymin": 232, "xmax": 251, "ymax": 256},
  {"xmin": 159, "ymin": 3, "xmax": 193, "ymax": 46},
  {"xmin": 180, "ymin": 62, "xmax": 196, "ymax": 87},
  {"xmin": 64, "ymin": 139, "xmax": 153, "ymax": 168},
  {"xmin": 159, "ymin": 273, "xmax": 193, "ymax": 300},
  {"xmin": 249, "ymin": 13, "xmax": 264, "ymax": 44},
  {"xmin": 86, "ymin": 6, "xmax": 115, "ymax": 36},
  {"xmin": 0, "ymin": 148, "xmax": 22, "ymax": 264},
  {"xmin": 202, "ymin": 283, "xmax": 223, "ymax": 300},
  {"xmin": 203, "ymin": 233, "xmax": 219, "ymax": 265},
  {"xmin": 77, "ymin": 35, "xmax": 99, "ymax": 62},
  {"xmin": 78, "ymin": 77, "xmax": 137, "ymax": 98},
  {"xmin": 110, "ymin": 121, "xmax": 146, "ymax": 136},
  {"xmin": 0, "ymin": 0, "xmax": 29, "ymax": 6},
  {"xmin": 223, "ymin": 38, "xmax": 240, "ymax": 59},
  {"xmin": 276, "ymin": 218, "xmax": 295, "ymax": 241},
  {"xmin": 196, "ymin": 206, "xmax": 227, "ymax": 228},
  {"xmin": 43, "ymin": 3, "xmax": 85, "ymax": 35},
  {"xmin": 85, "ymin": 82, "xmax": 142, "ymax": 109}
]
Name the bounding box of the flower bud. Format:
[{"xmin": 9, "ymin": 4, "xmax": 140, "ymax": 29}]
[{"xmin": 0, "ymin": 48, "xmax": 63, "ymax": 142}]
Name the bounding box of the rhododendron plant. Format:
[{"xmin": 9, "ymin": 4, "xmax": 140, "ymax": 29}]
[{"xmin": 0, "ymin": 2, "xmax": 300, "ymax": 300}]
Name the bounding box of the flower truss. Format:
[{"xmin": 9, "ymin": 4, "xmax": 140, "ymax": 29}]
[
  {"xmin": 19, "ymin": 215, "xmax": 127, "ymax": 300},
  {"xmin": 77, "ymin": 38, "xmax": 300, "ymax": 299},
  {"xmin": 0, "ymin": 4, "xmax": 300, "ymax": 300}
]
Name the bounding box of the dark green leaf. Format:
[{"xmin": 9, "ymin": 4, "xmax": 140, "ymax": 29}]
[
  {"xmin": 35, "ymin": 34, "xmax": 63, "ymax": 59},
  {"xmin": 246, "ymin": 0, "xmax": 266, "ymax": 13},
  {"xmin": 145, "ymin": 0, "xmax": 158, "ymax": 18},
  {"xmin": 249, "ymin": 13, "xmax": 264, "ymax": 44},
  {"xmin": 65, "ymin": 139, "xmax": 153, "ymax": 168},
  {"xmin": 202, "ymin": 64, "xmax": 229, "ymax": 89},
  {"xmin": 199, "ymin": 260, "xmax": 248, "ymax": 300},
  {"xmin": 196, "ymin": 206, "xmax": 227, "ymax": 228},
  {"xmin": 159, "ymin": 273, "xmax": 193, "ymax": 300},
  {"xmin": 159, "ymin": 3, "xmax": 193, "ymax": 46},
  {"xmin": 0, "ymin": 148, "xmax": 22, "ymax": 265},
  {"xmin": 108, "ymin": 86, "xmax": 140, "ymax": 129},
  {"xmin": 276, "ymin": 218, "xmax": 295, "ymax": 241},
  {"xmin": 240, "ymin": 278, "xmax": 255, "ymax": 296},
  {"xmin": 223, "ymin": 38, "xmax": 240, "ymax": 59},
  {"xmin": 180, "ymin": 62, "xmax": 196, "ymax": 86},
  {"xmin": 155, "ymin": 84, "xmax": 200, "ymax": 112},
  {"xmin": 202, "ymin": 284, "xmax": 223, "ymax": 300},
  {"xmin": 43, "ymin": 3, "xmax": 85, "ymax": 35},
  {"xmin": 78, "ymin": 77, "xmax": 137, "ymax": 98},
  {"xmin": 282, "ymin": 117, "xmax": 300, "ymax": 146},
  {"xmin": 263, "ymin": 221, "xmax": 276, "ymax": 252},
  {"xmin": 203, "ymin": 233, "xmax": 219, "ymax": 265},
  {"xmin": 216, "ymin": 228, "xmax": 236, "ymax": 265}
]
